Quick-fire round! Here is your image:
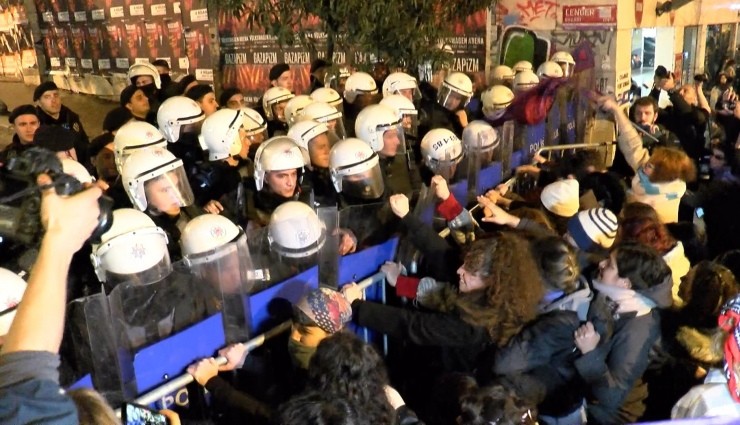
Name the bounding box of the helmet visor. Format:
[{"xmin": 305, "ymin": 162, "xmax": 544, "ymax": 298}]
[
  {"xmin": 340, "ymin": 162, "xmax": 385, "ymax": 200},
  {"xmin": 429, "ymin": 149, "xmax": 464, "ymax": 181},
  {"xmin": 185, "ymin": 232, "xmax": 254, "ymax": 295},
  {"xmin": 558, "ymin": 62, "xmax": 575, "ymax": 77},
  {"xmin": 326, "ymin": 117, "xmax": 346, "ymax": 140},
  {"xmin": 141, "ymin": 164, "xmax": 195, "ymax": 212},
  {"xmin": 437, "ymin": 85, "xmax": 470, "ymax": 111},
  {"xmin": 379, "ymin": 123, "xmax": 406, "ymax": 156}
]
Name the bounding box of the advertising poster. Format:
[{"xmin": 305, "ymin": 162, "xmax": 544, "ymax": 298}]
[
  {"xmin": 180, "ymin": 0, "xmax": 212, "ymax": 81},
  {"xmin": 444, "ymin": 10, "xmax": 488, "ymax": 89},
  {"xmin": 165, "ymin": 18, "xmax": 187, "ymax": 72}
]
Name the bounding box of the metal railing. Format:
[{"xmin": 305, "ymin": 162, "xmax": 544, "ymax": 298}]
[
  {"xmin": 534, "ymin": 141, "xmax": 616, "ymax": 166},
  {"xmin": 122, "ymin": 271, "xmax": 387, "ymax": 409}
]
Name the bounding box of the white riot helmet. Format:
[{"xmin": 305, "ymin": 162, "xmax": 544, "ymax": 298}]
[
  {"xmin": 420, "ymin": 128, "xmax": 464, "ymax": 178},
  {"xmin": 537, "ymin": 61, "xmax": 564, "ymax": 79},
  {"xmin": 462, "ymin": 120, "xmax": 499, "ymax": 153},
  {"xmin": 61, "ymin": 158, "xmax": 93, "ymax": 184},
  {"xmin": 492, "ymin": 65, "xmax": 515, "ymax": 86},
  {"xmin": 324, "ymin": 66, "xmax": 351, "ymax": 94},
  {"xmin": 382, "ymin": 72, "xmax": 420, "ymax": 101},
  {"xmin": 513, "ymin": 70, "xmax": 539, "ymax": 93},
  {"xmin": 301, "ymin": 101, "xmax": 345, "ymax": 140},
  {"xmin": 263, "ymin": 87, "xmax": 294, "ymax": 122},
  {"xmin": 285, "ymin": 95, "xmax": 314, "ymax": 126},
  {"xmin": 354, "ymin": 104, "xmax": 405, "ymax": 157},
  {"xmin": 481, "ymin": 85, "xmax": 514, "ymax": 121},
  {"xmin": 268, "ymin": 201, "xmax": 326, "ymax": 258},
  {"xmin": 128, "ymin": 62, "xmax": 161, "ymax": 89},
  {"xmin": 180, "ymin": 214, "xmax": 251, "ymax": 292},
  {"xmin": 513, "ymin": 61, "xmax": 533, "ymax": 74},
  {"xmin": 288, "ymin": 119, "xmax": 330, "ymax": 169},
  {"xmin": 343, "ymin": 72, "xmax": 378, "ymax": 104},
  {"xmin": 437, "ymin": 72, "xmax": 473, "ymax": 111},
  {"xmin": 157, "ymin": 96, "xmax": 205, "ymax": 143},
  {"xmin": 253, "ymin": 136, "xmax": 305, "ymax": 191},
  {"xmin": 0, "ymin": 268, "xmax": 27, "ymax": 338},
  {"xmin": 551, "ymin": 51, "xmax": 575, "ymax": 77},
  {"xmin": 90, "ymin": 208, "xmax": 170, "ymax": 285},
  {"xmin": 241, "ymin": 107, "xmax": 268, "ymax": 145},
  {"xmin": 201, "ymin": 108, "xmax": 245, "ymax": 161},
  {"xmin": 310, "ymin": 87, "xmax": 343, "ymax": 111},
  {"xmin": 329, "ymin": 137, "xmax": 384, "ymax": 199},
  {"xmin": 379, "ymin": 94, "xmax": 418, "ymax": 137},
  {"xmin": 113, "ymin": 121, "xmax": 167, "ymax": 171},
  {"xmin": 121, "ymin": 146, "xmax": 195, "ymax": 212}
]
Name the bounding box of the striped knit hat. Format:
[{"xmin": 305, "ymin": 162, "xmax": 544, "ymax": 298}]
[{"xmin": 567, "ymin": 208, "xmax": 618, "ymax": 251}]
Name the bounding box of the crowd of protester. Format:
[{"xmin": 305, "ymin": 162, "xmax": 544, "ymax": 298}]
[{"xmin": 1, "ymin": 51, "xmax": 740, "ymax": 425}]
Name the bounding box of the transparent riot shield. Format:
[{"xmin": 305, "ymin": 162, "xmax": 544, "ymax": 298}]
[
  {"xmin": 182, "ymin": 231, "xmax": 254, "ymax": 344},
  {"xmin": 499, "ymin": 121, "xmax": 515, "ymax": 179},
  {"xmin": 317, "ymin": 206, "xmax": 340, "ymax": 289},
  {"xmin": 106, "ymin": 266, "xmax": 221, "ymax": 399},
  {"xmin": 464, "ymin": 137, "xmax": 484, "ymax": 205},
  {"xmin": 246, "ymin": 210, "xmax": 326, "ymax": 293},
  {"xmin": 70, "ymin": 293, "xmax": 124, "ymax": 405},
  {"xmin": 339, "ymin": 201, "xmax": 398, "ymax": 251}
]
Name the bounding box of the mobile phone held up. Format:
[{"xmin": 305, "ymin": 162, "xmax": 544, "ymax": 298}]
[{"xmin": 122, "ymin": 402, "xmax": 168, "ymax": 425}]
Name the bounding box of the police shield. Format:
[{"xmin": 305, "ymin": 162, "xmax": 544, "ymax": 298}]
[
  {"xmin": 246, "ymin": 204, "xmax": 327, "ymax": 292},
  {"xmin": 499, "ymin": 121, "xmax": 515, "ymax": 179},
  {"xmin": 316, "ymin": 206, "xmax": 340, "ymax": 289},
  {"xmin": 106, "ymin": 266, "xmax": 220, "ymax": 398},
  {"xmin": 339, "ymin": 201, "xmax": 397, "ymax": 251},
  {"xmin": 181, "ymin": 230, "xmax": 253, "ymax": 344}
]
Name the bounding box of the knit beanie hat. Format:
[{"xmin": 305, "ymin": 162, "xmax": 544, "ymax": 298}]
[
  {"xmin": 295, "ymin": 287, "xmax": 352, "ymax": 334},
  {"xmin": 567, "ymin": 208, "xmax": 618, "ymax": 251},
  {"xmin": 119, "ymin": 85, "xmax": 141, "ymax": 107},
  {"xmin": 540, "ymin": 179, "xmax": 579, "ymax": 217},
  {"xmin": 33, "ymin": 81, "xmax": 58, "ymax": 101},
  {"xmin": 269, "ymin": 63, "xmax": 291, "ymax": 82}
]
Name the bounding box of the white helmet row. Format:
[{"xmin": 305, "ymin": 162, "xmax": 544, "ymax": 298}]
[
  {"xmin": 128, "ymin": 62, "xmax": 161, "ymax": 89},
  {"xmin": 382, "ymin": 72, "xmax": 420, "ymax": 100},
  {"xmin": 301, "ymin": 101, "xmax": 345, "ymax": 139},
  {"xmin": 241, "ymin": 107, "xmax": 268, "ymax": 143},
  {"xmin": 90, "ymin": 208, "xmax": 170, "ymax": 285},
  {"xmin": 201, "ymin": 108, "xmax": 245, "ymax": 161},
  {"xmin": 462, "ymin": 121, "xmax": 499, "ymax": 153},
  {"xmin": 437, "ymin": 72, "xmax": 473, "ymax": 111},
  {"xmin": 537, "ymin": 61, "xmax": 564, "ymax": 79},
  {"xmin": 120, "ymin": 146, "xmax": 195, "ymax": 212},
  {"xmin": 263, "ymin": 86, "xmax": 294, "ymax": 122},
  {"xmin": 157, "ymin": 96, "xmax": 205, "ymax": 143},
  {"xmin": 113, "ymin": 121, "xmax": 167, "ymax": 172},
  {"xmin": 420, "ymin": 128, "xmax": 464, "ymax": 176},
  {"xmin": 481, "ymin": 85, "xmax": 514, "ymax": 121},
  {"xmin": 513, "ymin": 70, "xmax": 539, "ymax": 93},
  {"xmin": 329, "ymin": 137, "xmax": 384, "ymax": 199},
  {"xmin": 268, "ymin": 201, "xmax": 326, "ymax": 258},
  {"xmin": 253, "ymin": 136, "xmax": 305, "ymax": 191},
  {"xmin": 310, "ymin": 87, "xmax": 343, "ymax": 110},
  {"xmin": 551, "ymin": 51, "xmax": 575, "ymax": 77},
  {"xmin": 285, "ymin": 95, "xmax": 314, "ymax": 126},
  {"xmin": 343, "ymin": 72, "xmax": 378, "ymax": 104},
  {"xmin": 492, "ymin": 65, "xmax": 515, "ymax": 86},
  {"xmin": 512, "ymin": 60, "xmax": 533, "ymax": 74},
  {"xmin": 354, "ymin": 104, "xmax": 404, "ymax": 153}
]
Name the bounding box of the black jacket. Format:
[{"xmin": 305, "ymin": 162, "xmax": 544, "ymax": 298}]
[
  {"xmin": 36, "ymin": 105, "xmax": 90, "ymax": 168},
  {"xmin": 649, "ymin": 88, "xmax": 708, "ymax": 160},
  {"xmin": 351, "ymin": 299, "xmax": 491, "ymax": 374}
]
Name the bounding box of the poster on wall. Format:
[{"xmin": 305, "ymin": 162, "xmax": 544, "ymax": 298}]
[
  {"xmin": 443, "ymin": 10, "xmax": 488, "ymax": 89},
  {"xmin": 0, "ymin": 0, "xmax": 36, "ymax": 79},
  {"xmin": 180, "ymin": 0, "xmax": 212, "ymax": 82}
]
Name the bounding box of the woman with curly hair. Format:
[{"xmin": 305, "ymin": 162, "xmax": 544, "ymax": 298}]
[
  {"xmin": 342, "ymin": 232, "xmax": 545, "ymax": 372},
  {"xmin": 297, "ymin": 332, "xmax": 420, "ymax": 425},
  {"xmin": 618, "ymin": 209, "xmax": 690, "ymax": 306}
]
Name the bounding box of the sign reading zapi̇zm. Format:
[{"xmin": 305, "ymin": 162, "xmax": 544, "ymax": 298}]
[{"xmin": 562, "ymin": 5, "xmax": 617, "ymax": 27}]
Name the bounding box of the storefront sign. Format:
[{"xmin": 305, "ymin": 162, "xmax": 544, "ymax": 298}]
[{"xmin": 562, "ymin": 5, "xmax": 617, "ymax": 26}]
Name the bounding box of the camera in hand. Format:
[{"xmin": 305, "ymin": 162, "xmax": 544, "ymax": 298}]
[{"xmin": 0, "ymin": 147, "xmax": 113, "ymax": 246}]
